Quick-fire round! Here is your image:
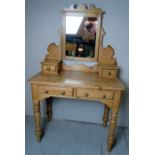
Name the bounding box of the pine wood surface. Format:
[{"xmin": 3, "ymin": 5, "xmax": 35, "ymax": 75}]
[{"xmin": 28, "ymin": 71, "xmax": 125, "ymax": 91}]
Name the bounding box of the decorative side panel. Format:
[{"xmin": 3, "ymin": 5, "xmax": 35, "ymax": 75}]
[
  {"xmin": 98, "ymin": 28, "xmax": 117, "ymax": 65},
  {"xmin": 41, "ymin": 43, "xmax": 62, "ymax": 74},
  {"xmin": 45, "ymin": 43, "xmax": 61, "ymax": 61}
]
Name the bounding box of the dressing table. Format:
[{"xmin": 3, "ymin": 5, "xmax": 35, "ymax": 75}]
[{"xmin": 28, "ymin": 4, "xmax": 125, "ymax": 152}]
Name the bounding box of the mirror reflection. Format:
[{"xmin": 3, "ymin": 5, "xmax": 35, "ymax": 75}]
[{"xmin": 65, "ymin": 16, "xmax": 97, "ymax": 58}]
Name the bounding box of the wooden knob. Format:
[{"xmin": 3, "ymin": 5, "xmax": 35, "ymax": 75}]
[
  {"xmin": 103, "ymin": 95, "xmax": 106, "ymax": 99},
  {"xmin": 108, "ymin": 71, "xmax": 111, "ymax": 76},
  {"xmin": 99, "ymin": 87, "xmax": 102, "ymax": 91},
  {"xmin": 47, "ymin": 67, "xmax": 50, "ymax": 71},
  {"xmin": 85, "ymin": 93, "xmax": 89, "ymax": 97},
  {"xmin": 61, "ymin": 91, "xmax": 65, "ymax": 95},
  {"xmin": 44, "ymin": 90, "xmax": 49, "ymax": 94}
]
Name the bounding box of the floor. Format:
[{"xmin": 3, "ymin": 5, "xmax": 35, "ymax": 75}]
[{"xmin": 25, "ymin": 116, "xmax": 129, "ymax": 155}]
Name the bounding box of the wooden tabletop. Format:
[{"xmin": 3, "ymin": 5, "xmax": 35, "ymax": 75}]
[{"xmin": 28, "ymin": 71, "xmax": 125, "ymax": 91}]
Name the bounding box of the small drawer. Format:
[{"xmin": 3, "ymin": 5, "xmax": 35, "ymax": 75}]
[
  {"xmin": 76, "ymin": 88, "xmax": 114, "ymax": 100},
  {"xmin": 101, "ymin": 69, "xmax": 117, "ymax": 78},
  {"xmin": 38, "ymin": 86, "xmax": 73, "ymax": 97},
  {"xmin": 42, "ymin": 64, "xmax": 56, "ymax": 73}
]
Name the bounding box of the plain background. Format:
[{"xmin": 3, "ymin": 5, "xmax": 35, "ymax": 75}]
[{"xmin": 25, "ymin": 0, "xmax": 129, "ymax": 127}]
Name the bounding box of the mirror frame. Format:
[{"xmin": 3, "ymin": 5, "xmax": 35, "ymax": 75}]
[{"xmin": 61, "ymin": 4, "xmax": 104, "ymax": 61}]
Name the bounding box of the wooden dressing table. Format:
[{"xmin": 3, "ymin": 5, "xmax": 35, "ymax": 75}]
[{"xmin": 28, "ymin": 4, "xmax": 125, "ymax": 152}]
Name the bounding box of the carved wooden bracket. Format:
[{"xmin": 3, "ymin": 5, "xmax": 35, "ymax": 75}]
[
  {"xmin": 98, "ymin": 28, "xmax": 117, "ymax": 65},
  {"xmin": 98, "ymin": 45, "xmax": 117, "ymax": 65},
  {"xmin": 63, "ymin": 4, "xmax": 104, "ymax": 13},
  {"xmin": 45, "ymin": 43, "xmax": 61, "ymax": 61}
]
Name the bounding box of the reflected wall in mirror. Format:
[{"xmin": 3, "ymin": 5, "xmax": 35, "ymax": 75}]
[{"xmin": 66, "ymin": 16, "xmax": 97, "ymax": 58}]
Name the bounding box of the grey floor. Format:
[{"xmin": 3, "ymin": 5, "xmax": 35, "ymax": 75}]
[{"xmin": 25, "ymin": 116, "xmax": 129, "ymax": 155}]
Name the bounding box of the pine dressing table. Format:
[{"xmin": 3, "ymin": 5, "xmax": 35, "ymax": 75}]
[{"xmin": 28, "ymin": 4, "xmax": 125, "ymax": 152}]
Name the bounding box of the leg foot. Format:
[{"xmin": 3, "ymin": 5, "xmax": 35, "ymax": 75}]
[
  {"xmin": 107, "ymin": 144, "xmax": 112, "ymax": 152},
  {"xmin": 107, "ymin": 138, "xmax": 114, "ymax": 152},
  {"xmin": 33, "ymin": 101, "xmax": 42, "ymax": 142},
  {"xmin": 36, "ymin": 130, "xmax": 42, "ymax": 142},
  {"xmin": 107, "ymin": 111, "xmax": 117, "ymax": 151}
]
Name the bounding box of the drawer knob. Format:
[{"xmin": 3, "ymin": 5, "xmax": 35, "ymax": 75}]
[
  {"xmin": 103, "ymin": 95, "xmax": 106, "ymax": 99},
  {"xmin": 108, "ymin": 71, "xmax": 111, "ymax": 76},
  {"xmin": 61, "ymin": 91, "xmax": 65, "ymax": 95},
  {"xmin": 44, "ymin": 90, "xmax": 49, "ymax": 94},
  {"xmin": 85, "ymin": 93, "xmax": 89, "ymax": 97},
  {"xmin": 99, "ymin": 87, "xmax": 102, "ymax": 91},
  {"xmin": 47, "ymin": 67, "xmax": 50, "ymax": 71}
]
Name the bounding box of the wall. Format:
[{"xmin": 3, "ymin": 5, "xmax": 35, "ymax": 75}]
[{"xmin": 25, "ymin": 0, "xmax": 129, "ymax": 127}]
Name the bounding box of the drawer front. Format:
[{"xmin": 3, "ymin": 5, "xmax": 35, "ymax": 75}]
[
  {"xmin": 38, "ymin": 86, "xmax": 73, "ymax": 97},
  {"xmin": 42, "ymin": 64, "xmax": 56, "ymax": 73},
  {"xmin": 101, "ymin": 69, "xmax": 117, "ymax": 78},
  {"xmin": 76, "ymin": 88, "xmax": 114, "ymax": 100}
]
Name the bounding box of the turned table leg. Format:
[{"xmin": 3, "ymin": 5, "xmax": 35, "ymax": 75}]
[
  {"xmin": 46, "ymin": 97, "xmax": 52, "ymax": 121},
  {"xmin": 103, "ymin": 104, "xmax": 110, "ymax": 127},
  {"xmin": 33, "ymin": 100, "xmax": 42, "ymax": 142},
  {"xmin": 107, "ymin": 91, "xmax": 122, "ymax": 152}
]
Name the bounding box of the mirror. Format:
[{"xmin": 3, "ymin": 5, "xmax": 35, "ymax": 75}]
[
  {"xmin": 62, "ymin": 4, "xmax": 103, "ymax": 61},
  {"xmin": 66, "ymin": 16, "xmax": 97, "ymax": 58}
]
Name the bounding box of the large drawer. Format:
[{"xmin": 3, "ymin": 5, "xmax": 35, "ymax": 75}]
[
  {"xmin": 76, "ymin": 88, "xmax": 114, "ymax": 100},
  {"xmin": 38, "ymin": 86, "xmax": 73, "ymax": 97}
]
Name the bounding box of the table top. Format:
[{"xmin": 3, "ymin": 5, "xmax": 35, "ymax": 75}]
[{"xmin": 28, "ymin": 71, "xmax": 125, "ymax": 91}]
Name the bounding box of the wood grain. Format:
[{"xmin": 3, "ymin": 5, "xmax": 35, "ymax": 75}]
[
  {"xmin": 28, "ymin": 71, "xmax": 125, "ymax": 91},
  {"xmin": 45, "ymin": 43, "xmax": 61, "ymax": 61}
]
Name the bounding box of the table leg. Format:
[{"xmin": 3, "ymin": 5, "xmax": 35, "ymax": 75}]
[
  {"xmin": 46, "ymin": 97, "xmax": 52, "ymax": 121},
  {"xmin": 33, "ymin": 100, "xmax": 42, "ymax": 142},
  {"xmin": 103, "ymin": 104, "xmax": 110, "ymax": 127},
  {"xmin": 107, "ymin": 91, "xmax": 121, "ymax": 152}
]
